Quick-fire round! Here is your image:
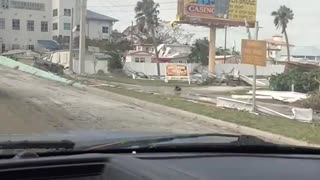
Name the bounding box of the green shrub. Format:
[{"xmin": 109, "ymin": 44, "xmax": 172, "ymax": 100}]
[
  {"xmin": 107, "ymin": 52, "xmax": 123, "ymax": 72},
  {"xmin": 270, "ymin": 70, "xmax": 320, "ymax": 93},
  {"xmin": 301, "ymin": 92, "xmax": 320, "ymax": 110}
]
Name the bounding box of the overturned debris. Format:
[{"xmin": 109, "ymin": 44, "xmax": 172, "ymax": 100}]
[
  {"xmin": 216, "ymin": 97, "xmax": 313, "ymax": 122},
  {"xmin": 248, "ymin": 90, "xmax": 309, "ymax": 103},
  {"xmin": 239, "ymin": 75, "xmax": 269, "ymax": 87}
]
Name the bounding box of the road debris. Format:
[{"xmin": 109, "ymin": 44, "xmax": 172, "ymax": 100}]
[
  {"xmin": 217, "ymin": 97, "xmax": 313, "ymax": 122},
  {"xmin": 248, "ymin": 90, "xmax": 309, "ymax": 103},
  {"xmin": 239, "ymin": 74, "xmax": 269, "ymax": 87}
]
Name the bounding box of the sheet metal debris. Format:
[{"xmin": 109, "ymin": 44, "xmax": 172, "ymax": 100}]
[
  {"xmin": 217, "ymin": 97, "xmax": 313, "ymax": 122},
  {"xmin": 248, "ymin": 90, "xmax": 308, "ymax": 103}
]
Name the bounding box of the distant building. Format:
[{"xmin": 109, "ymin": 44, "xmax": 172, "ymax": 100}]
[
  {"xmin": 127, "ymin": 44, "xmax": 192, "ymax": 64},
  {"xmin": 280, "ymin": 46, "xmax": 320, "ymax": 61},
  {"xmin": 0, "ymin": 0, "xmax": 117, "ymax": 53},
  {"xmin": 134, "ymin": 44, "xmax": 155, "ymax": 52},
  {"xmin": 125, "ymin": 50, "xmax": 154, "ymax": 63},
  {"xmin": 157, "ymin": 44, "xmax": 192, "ymax": 63},
  {"xmin": 265, "ymin": 35, "xmax": 294, "ymax": 59}
]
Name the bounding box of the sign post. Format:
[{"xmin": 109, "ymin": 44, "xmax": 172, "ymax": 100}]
[
  {"xmin": 241, "ymin": 33, "xmax": 266, "ymax": 112},
  {"xmin": 253, "ymin": 21, "xmax": 259, "ymax": 112},
  {"xmin": 208, "ymin": 27, "xmax": 216, "ymax": 73}
]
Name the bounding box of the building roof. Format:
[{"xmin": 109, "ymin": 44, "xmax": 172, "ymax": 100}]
[
  {"xmin": 127, "ymin": 50, "xmax": 155, "ymax": 56},
  {"xmin": 37, "ymin": 40, "xmax": 61, "ymax": 51},
  {"xmin": 87, "ymin": 10, "xmax": 118, "ymax": 22},
  {"xmin": 280, "ymin": 46, "xmax": 320, "ymax": 57}
]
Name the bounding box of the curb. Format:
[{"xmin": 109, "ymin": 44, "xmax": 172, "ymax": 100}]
[{"xmin": 87, "ymin": 86, "xmax": 320, "ymax": 148}]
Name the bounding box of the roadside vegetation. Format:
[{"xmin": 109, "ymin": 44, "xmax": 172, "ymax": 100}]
[{"xmin": 100, "ymin": 86, "xmax": 320, "ymax": 144}]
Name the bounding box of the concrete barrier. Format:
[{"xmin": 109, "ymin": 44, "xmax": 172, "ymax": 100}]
[{"xmin": 0, "ymin": 56, "xmax": 82, "ymax": 87}]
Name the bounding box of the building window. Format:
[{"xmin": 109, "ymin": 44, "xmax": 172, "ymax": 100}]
[
  {"xmin": 306, "ymin": 56, "xmax": 316, "ymax": 60},
  {"xmin": 1, "ymin": 44, "xmax": 5, "ymax": 52},
  {"xmin": 134, "ymin": 57, "xmax": 145, "ymax": 63},
  {"xmin": 0, "ymin": 18, "xmax": 5, "ymax": 29},
  {"xmin": 64, "ymin": 9, "xmax": 71, "ymax": 16},
  {"xmin": 27, "ymin": 45, "xmax": 34, "ymax": 51},
  {"xmin": 12, "ymin": 44, "xmax": 20, "ymax": 50},
  {"xmin": 11, "ymin": 1, "xmax": 45, "ymax": 11},
  {"xmin": 12, "ymin": 19, "xmax": 20, "ymax": 30},
  {"xmin": 1, "ymin": 0, "xmax": 9, "ymax": 9},
  {"xmin": 102, "ymin": 26, "xmax": 109, "ymax": 34},
  {"xmin": 63, "ymin": 36, "xmax": 70, "ymax": 44},
  {"xmin": 41, "ymin": 21, "xmax": 48, "ymax": 32},
  {"xmin": 64, "ymin": 23, "xmax": 70, "ymax": 30},
  {"xmin": 53, "ymin": 9, "xmax": 58, "ymax": 17},
  {"xmin": 27, "ymin": 20, "xmax": 34, "ymax": 31},
  {"xmin": 53, "ymin": 23, "xmax": 58, "ymax": 30}
]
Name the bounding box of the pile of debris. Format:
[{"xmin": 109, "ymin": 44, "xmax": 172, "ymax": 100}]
[{"xmin": 191, "ymin": 68, "xmax": 266, "ymax": 87}]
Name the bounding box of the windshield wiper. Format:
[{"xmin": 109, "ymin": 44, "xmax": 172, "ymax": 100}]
[
  {"xmin": 85, "ymin": 134, "xmax": 271, "ymax": 151},
  {"xmin": 0, "ymin": 140, "xmax": 75, "ymax": 150}
]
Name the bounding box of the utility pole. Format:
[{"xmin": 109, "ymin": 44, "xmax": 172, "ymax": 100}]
[
  {"xmin": 224, "ymin": 26, "xmax": 228, "ymax": 63},
  {"xmin": 131, "ymin": 21, "xmax": 134, "ymax": 46},
  {"xmin": 208, "ymin": 27, "xmax": 216, "ymax": 73},
  {"xmin": 252, "ymin": 21, "xmax": 259, "ymax": 112},
  {"xmin": 68, "ymin": 8, "xmax": 74, "ymax": 73},
  {"xmin": 79, "ymin": 0, "xmax": 87, "ymax": 74}
]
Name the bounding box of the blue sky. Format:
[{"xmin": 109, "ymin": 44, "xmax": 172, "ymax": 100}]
[{"xmin": 87, "ymin": 0, "xmax": 320, "ymax": 50}]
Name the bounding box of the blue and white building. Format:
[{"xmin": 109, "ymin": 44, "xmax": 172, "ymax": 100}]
[{"xmin": 0, "ymin": 0, "xmax": 117, "ymax": 52}]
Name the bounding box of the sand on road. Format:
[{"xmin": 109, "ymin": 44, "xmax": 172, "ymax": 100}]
[{"xmin": 0, "ymin": 65, "xmax": 230, "ymax": 135}]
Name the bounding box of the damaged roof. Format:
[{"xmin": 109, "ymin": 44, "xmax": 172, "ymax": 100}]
[{"xmin": 87, "ymin": 10, "xmax": 118, "ymax": 22}]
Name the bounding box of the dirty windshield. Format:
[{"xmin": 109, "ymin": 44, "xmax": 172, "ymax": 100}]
[{"xmin": 0, "ymin": 0, "xmax": 319, "ymax": 150}]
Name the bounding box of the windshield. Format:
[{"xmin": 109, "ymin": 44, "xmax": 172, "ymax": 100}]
[{"xmin": 0, "ymin": 0, "xmax": 319, "ymax": 152}]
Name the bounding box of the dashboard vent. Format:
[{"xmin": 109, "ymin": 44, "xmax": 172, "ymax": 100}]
[{"xmin": 0, "ymin": 163, "xmax": 105, "ymax": 180}]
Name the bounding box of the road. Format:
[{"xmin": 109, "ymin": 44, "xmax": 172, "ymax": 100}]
[{"xmin": 0, "ymin": 65, "xmax": 230, "ymax": 135}]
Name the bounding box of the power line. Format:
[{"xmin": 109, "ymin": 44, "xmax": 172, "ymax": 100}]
[
  {"xmin": 87, "ymin": 8, "xmax": 176, "ymax": 12},
  {"xmin": 88, "ymin": 1, "xmax": 176, "ymax": 8}
]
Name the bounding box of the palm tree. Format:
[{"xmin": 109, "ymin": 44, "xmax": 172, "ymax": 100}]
[
  {"xmin": 271, "ymin": 5, "xmax": 294, "ymax": 62},
  {"xmin": 135, "ymin": 0, "xmax": 160, "ymax": 59}
]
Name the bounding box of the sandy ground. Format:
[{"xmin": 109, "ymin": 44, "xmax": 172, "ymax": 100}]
[{"xmin": 0, "ymin": 65, "xmax": 231, "ymax": 135}]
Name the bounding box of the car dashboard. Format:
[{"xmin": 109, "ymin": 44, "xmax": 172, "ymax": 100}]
[{"xmin": 0, "ymin": 152, "xmax": 320, "ymax": 180}]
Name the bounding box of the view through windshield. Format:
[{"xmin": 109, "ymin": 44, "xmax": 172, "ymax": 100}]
[{"xmin": 0, "ymin": 0, "xmax": 319, "ymax": 149}]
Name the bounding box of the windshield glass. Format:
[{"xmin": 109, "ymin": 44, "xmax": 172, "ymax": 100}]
[{"xmin": 0, "ymin": 0, "xmax": 319, "ymax": 151}]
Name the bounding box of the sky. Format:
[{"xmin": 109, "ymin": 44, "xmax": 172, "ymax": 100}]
[{"xmin": 87, "ymin": 0, "xmax": 320, "ymax": 50}]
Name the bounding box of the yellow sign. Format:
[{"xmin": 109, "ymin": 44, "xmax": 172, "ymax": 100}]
[
  {"xmin": 241, "ymin": 39, "xmax": 267, "ymax": 67},
  {"xmin": 229, "ymin": 0, "xmax": 257, "ymax": 22}
]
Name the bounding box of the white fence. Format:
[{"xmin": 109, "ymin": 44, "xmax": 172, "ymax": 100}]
[
  {"xmin": 124, "ymin": 63, "xmax": 199, "ymax": 76},
  {"xmin": 214, "ymin": 64, "xmax": 285, "ymax": 76},
  {"xmin": 124, "ymin": 62, "xmax": 285, "ymax": 76},
  {"xmin": 73, "ymin": 60, "xmax": 109, "ymax": 74}
]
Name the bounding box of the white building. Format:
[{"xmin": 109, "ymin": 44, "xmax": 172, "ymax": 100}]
[{"xmin": 0, "ymin": 0, "xmax": 117, "ymax": 53}]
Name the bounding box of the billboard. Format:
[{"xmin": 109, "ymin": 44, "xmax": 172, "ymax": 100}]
[
  {"xmin": 177, "ymin": 0, "xmax": 257, "ymax": 27},
  {"xmin": 165, "ymin": 64, "xmax": 191, "ymax": 84},
  {"xmin": 241, "ymin": 39, "xmax": 267, "ymax": 67},
  {"xmin": 166, "ymin": 64, "xmax": 188, "ymax": 77}
]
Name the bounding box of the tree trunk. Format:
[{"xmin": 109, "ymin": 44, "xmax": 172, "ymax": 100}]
[
  {"xmin": 151, "ymin": 28, "xmax": 160, "ymax": 76},
  {"xmin": 284, "ymin": 29, "xmax": 291, "ymax": 62}
]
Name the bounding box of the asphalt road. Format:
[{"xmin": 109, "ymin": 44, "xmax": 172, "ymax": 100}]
[{"xmin": 0, "ymin": 65, "xmax": 230, "ymax": 135}]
